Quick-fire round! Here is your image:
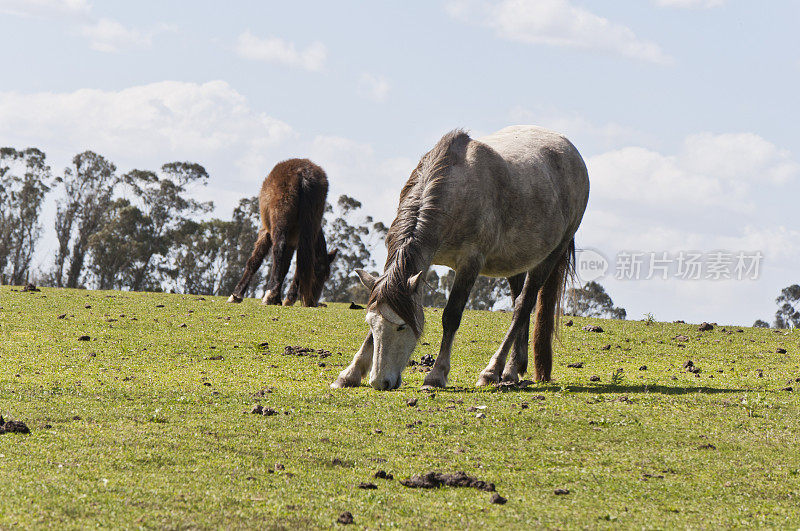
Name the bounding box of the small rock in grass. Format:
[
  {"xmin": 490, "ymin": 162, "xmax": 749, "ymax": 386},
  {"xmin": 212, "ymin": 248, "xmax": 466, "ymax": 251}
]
[
  {"xmin": 554, "ymin": 488, "xmax": 570, "ymax": 495},
  {"xmin": 674, "ymin": 334, "xmax": 690, "ymax": 342},
  {"xmin": 406, "ymin": 398, "xmax": 418, "ymax": 407},
  {"xmin": 358, "ymin": 482, "xmax": 377, "ymax": 490},
  {"xmin": 589, "ymin": 375, "xmax": 601, "ymax": 382},
  {"xmin": 337, "ymin": 511, "xmax": 354, "ymax": 525},
  {"xmin": 490, "ymin": 493, "xmax": 507, "ymax": 504},
  {"xmin": 77, "ymin": 335, "xmax": 90, "ymax": 341},
  {"xmin": 698, "ymin": 322, "xmax": 714, "ymax": 331}
]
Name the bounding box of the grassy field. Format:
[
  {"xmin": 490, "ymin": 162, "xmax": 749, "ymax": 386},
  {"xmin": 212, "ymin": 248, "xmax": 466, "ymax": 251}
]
[{"xmin": 1, "ymin": 285, "xmax": 799, "ymax": 529}]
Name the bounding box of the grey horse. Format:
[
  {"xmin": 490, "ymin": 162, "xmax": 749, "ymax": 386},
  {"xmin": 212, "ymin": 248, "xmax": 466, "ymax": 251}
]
[{"xmin": 332, "ymin": 125, "xmax": 590, "ymax": 390}]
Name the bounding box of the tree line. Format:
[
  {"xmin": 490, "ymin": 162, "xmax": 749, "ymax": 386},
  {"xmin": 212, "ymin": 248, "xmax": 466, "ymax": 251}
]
[{"xmin": 2, "ymin": 146, "xmax": 796, "ymax": 326}]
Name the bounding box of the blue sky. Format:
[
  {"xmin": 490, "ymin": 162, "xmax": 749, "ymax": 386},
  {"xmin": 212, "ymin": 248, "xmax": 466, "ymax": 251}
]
[{"xmin": 1, "ymin": 0, "xmax": 798, "ymax": 326}]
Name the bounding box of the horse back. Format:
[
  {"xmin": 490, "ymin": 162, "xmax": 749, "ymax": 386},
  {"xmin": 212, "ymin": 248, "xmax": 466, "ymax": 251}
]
[{"xmin": 258, "ymin": 159, "xmax": 328, "ymax": 242}]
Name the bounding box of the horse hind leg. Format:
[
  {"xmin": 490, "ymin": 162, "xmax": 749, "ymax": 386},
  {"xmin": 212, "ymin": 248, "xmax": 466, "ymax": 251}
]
[
  {"xmin": 501, "ymin": 273, "xmax": 529, "ymax": 384},
  {"xmin": 262, "ymin": 229, "xmax": 295, "ymax": 305},
  {"xmin": 228, "ymin": 229, "xmax": 272, "ymax": 303},
  {"xmin": 531, "ymin": 244, "xmax": 571, "ymax": 382},
  {"xmin": 476, "ymin": 270, "xmax": 543, "ymax": 386}
]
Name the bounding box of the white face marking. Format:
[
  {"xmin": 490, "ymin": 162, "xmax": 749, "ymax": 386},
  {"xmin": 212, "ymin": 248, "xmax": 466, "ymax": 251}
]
[{"xmin": 366, "ymin": 304, "xmax": 418, "ymax": 390}]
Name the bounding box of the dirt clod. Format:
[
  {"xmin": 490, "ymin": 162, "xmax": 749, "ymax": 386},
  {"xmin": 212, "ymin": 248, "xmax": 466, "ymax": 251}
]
[
  {"xmin": 698, "ymin": 322, "xmax": 714, "ymax": 331},
  {"xmin": 639, "ymin": 365, "xmax": 647, "ymax": 371},
  {"xmin": 348, "ymin": 302, "xmax": 364, "ymax": 310},
  {"xmin": 283, "ymin": 345, "xmax": 333, "ymax": 359},
  {"xmin": 206, "ymin": 355, "xmax": 223, "ymax": 360},
  {"xmin": 374, "ymin": 470, "xmax": 394, "ymax": 480},
  {"xmin": 399, "ymin": 471, "xmax": 495, "ymax": 492},
  {"xmin": 674, "ymin": 335, "xmax": 690, "ymax": 342},
  {"xmin": 57, "ymin": 313, "xmax": 66, "ymax": 319},
  {"xmin": 554, "ymin": 488, "xmax": 570, "ymax": 495},
  {"xmin": 568, "ymin": 362, "xmax": 584, "ymax": 368},
  {"xmin": 358, "ymin": 482, "xmax": 377, "ymax": 490},
  {"xmin": 589, "ymin": 375, "xmax": 601, "ymax": 382},
  {"xmin": 262, "ymin": 407, "xmax": 278, "ymax": 416},
  {"xmin": 337, "ymin": 511, "xmax": 354, "ymax": 525},
  {"xmin": 698, "ymin": 443, "xmax": 716, "ymax": 450},
  {"xmin": 565, "ymin": 320, "xmax": 573, "ymax": 327},
  {"xmin": 251, "ymin": 404, "xmax": 264, "ymax": 414},
  {"xmin": 0, "ymin": 417, "xmax": 30, "ymax": 434},
  {"xmin": 582, "ymin": 325, "xmax": 603, "ymax": 333},
  {"xmin": 77, "ymin": 335, "xmax": 90, "ymax": 341},
  {"xmin": 21, "ymin": 283, "xmax": 40, "ymax": 292},
  {"xmin": 776, "ymin": 347, "xmax": 787, "ymax": 354},
  {"xmin": 490, "ymin": 493, "xmax": 507, "ymax": 505},
  {"xmin": 406, "ymin": 398, "xmax": 418, "ymax": 407}
]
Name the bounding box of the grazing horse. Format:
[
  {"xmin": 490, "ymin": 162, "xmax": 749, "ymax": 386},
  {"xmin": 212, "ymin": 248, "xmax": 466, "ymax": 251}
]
[
  {"xmin": 332, "ymin": 126, "xmax": 589, "ymax": 390},
  {"xmin": 227, "ymin": 159, "xmax": 337, "ymax": 307}
]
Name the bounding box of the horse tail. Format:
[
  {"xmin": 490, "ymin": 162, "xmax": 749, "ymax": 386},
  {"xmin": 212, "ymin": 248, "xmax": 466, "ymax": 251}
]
[
  {"xmin": 532, "ymin": 238, "xmax": 576, "ymax": 381},
  {"xmin": 296, "ymin": 164, "xmax": 328, "ymax": 306}
]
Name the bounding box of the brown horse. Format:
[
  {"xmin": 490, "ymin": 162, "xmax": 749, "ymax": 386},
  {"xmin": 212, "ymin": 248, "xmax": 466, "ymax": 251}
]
[{"xmin": 227, "ymin": 159, "xmax": 337, "ymax": 307}]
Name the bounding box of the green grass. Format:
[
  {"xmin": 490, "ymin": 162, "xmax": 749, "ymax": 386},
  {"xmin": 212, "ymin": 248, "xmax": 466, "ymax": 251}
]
[{"xmin": 1, "ymin": 285, "xmax": 799, "ymax": 529}]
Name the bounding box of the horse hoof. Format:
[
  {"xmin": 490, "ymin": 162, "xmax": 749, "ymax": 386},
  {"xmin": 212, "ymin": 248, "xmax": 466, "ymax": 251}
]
[
  {"xmin": 282, "ymin": 299, "xmax": 295, "ymax": 307},
  {"xmin": 422, "ymin": 375, "xmax": 447, "ymax": 389},
  {"xmin": 331, "ymin": 377, "xmax": 360, "ymax": 389},
  {"xmin": 475, "ymin": 373, "xmax": 499, "ymax": 387},
  {"xmin": 227, "ymin": 295, "xmax": 242, "ymax": 303},
  {"xmin": 500, "ymin": 371, "xmax": 520, "ymax": 385}
]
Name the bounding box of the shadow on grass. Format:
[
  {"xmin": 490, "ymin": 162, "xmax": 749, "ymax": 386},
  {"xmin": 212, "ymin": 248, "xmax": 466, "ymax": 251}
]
[{"xmin": 432, "ymin": 383, "xmax": 750, "ymax": 395}]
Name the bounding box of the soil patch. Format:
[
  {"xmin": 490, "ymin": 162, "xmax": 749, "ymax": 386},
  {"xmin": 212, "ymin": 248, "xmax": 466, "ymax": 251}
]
[
  {"xmin": 399, "ymin": 471, "xmax": 495, "ymax": 492},
  {"xmin": 283, "ymin": 346, "xmax": 333, "ymax": 359},
  {"xmin": 0, "ymin": 415, "xmax": 30, "ymax": 434}
]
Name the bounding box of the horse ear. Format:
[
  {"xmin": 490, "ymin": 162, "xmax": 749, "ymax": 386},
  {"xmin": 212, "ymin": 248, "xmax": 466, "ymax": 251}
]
[
  {"xmin": 327, "ymin": 249, "xmax": 338, "ymax": 263},
  {"xmin": 355, "ymin": 269, "xmax": 377, "ymax": 291},
  {"xmin": 407, "ymin": 271, "xmax": 423, "ymax": 293}
]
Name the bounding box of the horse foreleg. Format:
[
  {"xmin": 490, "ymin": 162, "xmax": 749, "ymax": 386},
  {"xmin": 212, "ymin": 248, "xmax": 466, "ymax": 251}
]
[
  {"xmin": 228, "ymin": 229, "xmax": 271, "ymax": 303},
  {"xmin": 423, "ymin": 262, "xmax": 481, "ymax": 388},
  {"xmin": 331, "ymin": 332, "xmax": 373, "ymax": 388},
  {"xmin": 283, "ymin": 273, "xmax": 299, "ymax": 306},
  {"xmin": 262, "ymin": 231, "xmax": 295, "ymax": 305},
  {"xmin": 477, "ymin": 270, "xmax": 542, "ymax": 386},
  {"xmin": 501, "ymin": 273, "xmax": 529, "ymax": 383}
]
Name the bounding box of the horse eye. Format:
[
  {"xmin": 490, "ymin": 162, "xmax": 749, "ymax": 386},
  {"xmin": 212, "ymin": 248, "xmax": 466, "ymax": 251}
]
[{"xmin": 397, "ymin": 324, "xmax": 406, "ymax": 331}]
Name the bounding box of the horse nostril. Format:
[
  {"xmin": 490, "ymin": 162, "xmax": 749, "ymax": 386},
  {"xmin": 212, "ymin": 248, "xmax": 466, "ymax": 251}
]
[{"xmin": 392, "ymin": 378, "xmax": 401, "ymax": 390}]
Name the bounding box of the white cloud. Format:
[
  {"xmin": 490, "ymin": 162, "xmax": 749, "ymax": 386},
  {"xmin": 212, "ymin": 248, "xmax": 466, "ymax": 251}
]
[
  {"xmin": 655, "ymin": 0, "xmax": 725, "ymax": 8},
  {"xmin": 0, "ymin": 80, "xmax": 296, "ymax": 210},
  {"xmin": 235, "ymin": 31, "xmax": 327, "ymax": 71},
  {"xmin": 357, "ymin": 73, "xmax": 390, "ymax": 102},
  {"xmin": 508, "ymin": 105, "xmax": 645, "ymax": 151},
  {"xmin": 446, "ymin": 0, "xmax": 672, "ymax": 64},
  {"xmin": 79, "ymin": 18, "xmax": 165, "ymax": 52},
  {"xmin": 0, "ymin": 0, "xmax": 89, "ymax": 16},
  {"xmin": 574, "ymin": 131, "xmax": 800, "ymax": 325},
  {"xmin": 587, "ymin": 132, "xmax": 798, "ymax": 212}
]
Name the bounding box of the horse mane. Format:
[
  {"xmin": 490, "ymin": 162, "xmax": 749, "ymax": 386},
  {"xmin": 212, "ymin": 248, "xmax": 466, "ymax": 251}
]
[{"xmin": 368, "ymin": 129, "xmax": 471, "ymax": 335}]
